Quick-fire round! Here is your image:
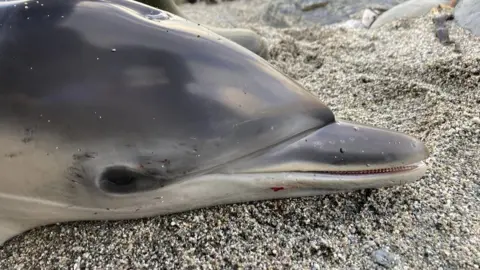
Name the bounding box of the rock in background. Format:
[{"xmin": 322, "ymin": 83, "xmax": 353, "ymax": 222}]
[{"xmin": 178, "ymin": 0, "xmax": 407, "ymax": 28}]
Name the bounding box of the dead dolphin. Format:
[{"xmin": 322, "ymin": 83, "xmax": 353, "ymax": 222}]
[{"xmin": 0, "ymin": 0, "xmax": 429, "ymax": 245}]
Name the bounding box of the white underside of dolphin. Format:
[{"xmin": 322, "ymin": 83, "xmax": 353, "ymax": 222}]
[{"xmin": 0, "ymin": 162, "xmax": 427, "ymax": 245}]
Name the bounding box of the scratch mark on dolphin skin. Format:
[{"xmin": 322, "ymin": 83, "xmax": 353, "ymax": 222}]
[
  {"xmin": 22, "ymin": 127, "xmax": 35, "ymax": 143},
  {"xmin": 66, "ymin": 166, "xmax": 86, "ymax": 183},
  {"xmin": 4, "ymin": 151, "xmax": 22, "ymax": 158},
  {"xmin": 232, "ymin": 118, "xmax": 259, "ymax": 128},
  {"xmin": 72, "ymin": 151, "xmax": 97, "ymax": 161}
]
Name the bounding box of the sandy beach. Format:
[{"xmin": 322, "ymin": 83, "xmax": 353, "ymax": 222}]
[{"xmin": 0, "ymin": 0, "xmax": 479, "ymax": 269}]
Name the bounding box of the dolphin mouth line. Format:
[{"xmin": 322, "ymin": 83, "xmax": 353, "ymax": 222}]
[
  {"xmin": 233, "ymin": 161, "xmax": 425, "ymax": 177},
  {"xmin": 309, "ymin": 163, "xmax": 420, "ymax": 175}
]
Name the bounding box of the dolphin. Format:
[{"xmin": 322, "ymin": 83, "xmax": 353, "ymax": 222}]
[{"xmin": 0, "ymin": 0, "xmax": 429, "ymax": 245}]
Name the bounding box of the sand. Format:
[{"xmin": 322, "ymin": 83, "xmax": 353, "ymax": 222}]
[{"xmin": 1, "ymin": 1, "xmax": 479, "ymax": 269}]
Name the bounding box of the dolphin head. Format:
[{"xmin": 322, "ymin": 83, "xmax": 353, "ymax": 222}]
[{"xmin": 0, "ymin": 0, "xmax": 429, "ymax": 245}]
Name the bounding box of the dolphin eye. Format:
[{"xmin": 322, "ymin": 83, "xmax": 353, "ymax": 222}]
[
  {"xmin": 98, "ymin": 166, "xmax": 163, "ymax": 194},
  {"xmin": 103, "ymin": 167, "xmax": 136, "ymax": 186}
]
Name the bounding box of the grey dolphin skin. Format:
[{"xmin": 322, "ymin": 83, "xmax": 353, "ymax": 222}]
[{"xmin": 0, "ymin": 0, "xmax": 429, "ymax": 245}]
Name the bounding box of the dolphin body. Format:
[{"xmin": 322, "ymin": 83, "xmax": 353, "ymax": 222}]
[{"xmin": 0, "ymin": 0, "xmax": 429, "ymax": 245}]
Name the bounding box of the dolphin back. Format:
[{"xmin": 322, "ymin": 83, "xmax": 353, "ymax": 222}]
[{"xmin": 0, "ymin": 0, "xmax": 334, "ymax": 177}]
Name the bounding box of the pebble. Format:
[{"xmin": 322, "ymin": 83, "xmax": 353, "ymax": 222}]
[
  {"xmin": 300, "ymin": 0, "xmax": 329, "ymax": 12},
  {"xmin": 472, "ymin": 117, "xmax": 480, "ymax": 125},
  {"xmin": 372, "ymin": 249, "xmax": 399, "ymax": 268},
  {"xmin": 362, "ymin": 8, "xmax": 382, "ymax": 28}
]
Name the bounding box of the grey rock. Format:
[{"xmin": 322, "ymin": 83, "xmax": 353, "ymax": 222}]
[
  {"xmin": 454, "ymin": 0, "xmax": 480, "ymax": 36},
  {"xmin": 299, "ymin": 0, "xmax": 328, "ymax": 12},
  {"xmin": 433, "ymin": 14, "xmax": 455, "ymax": 45},
  {"xmin": 370, "ymin": 0, "xmax": 450, "ymax": 29},
  {"xmin": 472, "ymin": 117, "xmax": 480, "ymax": 125},
  {"xmin": 261, "ymin": 1, "xmax": 299, "ymax": 28},
  {"xmin": 362, "ymin": 8, "xmax": 382, "ymax": 28},
  {"xmin": 372, "ymin": 249, "xmax": 399, "ymax": 268}
]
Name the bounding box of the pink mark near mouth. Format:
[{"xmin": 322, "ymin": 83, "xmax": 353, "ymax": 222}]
[{"xmin": 271, "ymin": 187, "xmax": 285, "ymax": 192}]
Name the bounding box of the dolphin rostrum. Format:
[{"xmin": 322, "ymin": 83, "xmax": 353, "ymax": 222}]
[{"xmin": 0, "ymin": 0, "xmax": 429, "ymax": 245}]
